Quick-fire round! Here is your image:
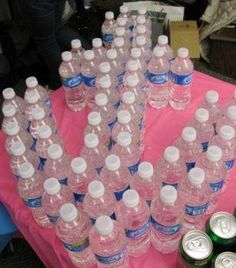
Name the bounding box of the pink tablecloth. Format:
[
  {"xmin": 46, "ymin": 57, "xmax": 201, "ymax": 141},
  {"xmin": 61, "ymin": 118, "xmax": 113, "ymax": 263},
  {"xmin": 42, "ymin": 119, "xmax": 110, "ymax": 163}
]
[{"xmin": 0, "ymin": 71, "xmax": 236, "ymax": 268}]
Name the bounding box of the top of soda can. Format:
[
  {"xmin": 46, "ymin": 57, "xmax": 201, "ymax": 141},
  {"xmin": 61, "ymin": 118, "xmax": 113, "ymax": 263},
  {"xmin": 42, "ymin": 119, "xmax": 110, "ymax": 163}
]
[{"xmin": 214, "ymin": 252, "xmax": 236, "ymax": 268}]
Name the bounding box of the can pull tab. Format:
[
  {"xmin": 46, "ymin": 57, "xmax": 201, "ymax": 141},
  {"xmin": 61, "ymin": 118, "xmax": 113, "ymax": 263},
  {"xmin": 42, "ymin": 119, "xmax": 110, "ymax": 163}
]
[
  {"xmin": 187, "ymin": 238, "xmax": 205, "ymax": 251},
  {"xmin": 221, "ymin": 258, "xmax": 235, "ymax": 268},
  {"xmin": 217, "ymin": 219, "xmax": 231, "ymax": 234}
]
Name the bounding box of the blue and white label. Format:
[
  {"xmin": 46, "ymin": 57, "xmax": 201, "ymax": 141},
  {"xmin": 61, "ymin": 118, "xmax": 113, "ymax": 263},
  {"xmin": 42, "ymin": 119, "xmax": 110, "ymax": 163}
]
[
  {"xmin": 185, "ymin": 203, "xmax": 208, "ymax": 216},
  {"xmin": 117, "ymin": 71, "xmax": 125, "ymax": 85},
  {"xmin": 95, "ymin": 247, "xmax": 126, "ymax": 265},
  {"xmin": 91, "ymin": 212, "xmax": 116, "ymax": 225},
  {"xmin": 114, "ymin": 185, "xmax": 130, "ymax": 201},
  {"xmin": 210, "ymin": 179, "xmax": 224, "ymax": 193},
  {"xmin": 44, "ymin": 98, "xmax": 52, "ymax": 108},
  {"xmin": 151, "ymin": 217, "xmax": 181, "ymax": 235},
  {"xmin": 186, "ymin": 161, "xmax": 196, "ymax": 172},
  {"xmin": 225, "ymin": 159, "xmax": 235, "ymax": 170},
  {"xmin": 113, "ymin": 100, "xmax": 121, "ymax": 110},
  {"xmin": 37, "ymin": 157, "xmax": 47, "ymax": 171},
  {"xmin": 170, "ymin": 72, "xmax": 192, "ymax": 85},
  {"xmin": 74, "ymin": 192, "xmax": 85, "ymax": 203},
  {"xmin": 128, "ymin": 159, "xmax": 141, "ymax": 175},
  {"xmin": 129, "ymin": 25, "xmax": 134, "ymax": 32},
  {"xmin": 162, "ymin": 181, "xmax": 178, "ymax": 189},
  {"xmin": 24, "ymin": 196, "xmax": 42, "ymax": 208},
  {"xmin": 63, "ymin": 74, "xmax": 82, "ymax": 88},
  {"xmin": 201, "ymin": 141, "xmax": 209, "ymax": 152},
  {"xmin": 59, "ymin": 177, "xmax": 68, "ymax": 185},
  {"xmin": 47, "ymin": 214, "xmax": 59, "ymax": 224},
  {"xmin": 63, "ymin": 238, "xmax": 89, "ymax": 252},
  {"xmin": 125, "ymin": 220, "xmax": 150, "ymax": 239},
  {"xmin": 147, "ymin": 71, "xmax": 169, "ymax": 84},
  {"xmin": 103, "ymin": 33, "xmax": 113, "ymax": 44},
  {"xmin": 30, "ymin": 137, "xmax": 37, "ymax": 151},
  {"xmin": 108, "ymin": 118, "xmax": 117, "ymax": 130},
  {"xmin": 82, "ymin": 75, "xmax": 96, "ymax": 87},
  {"xmin": 96, "ymin": 166, "xmax": 103, "ymax": 175}
]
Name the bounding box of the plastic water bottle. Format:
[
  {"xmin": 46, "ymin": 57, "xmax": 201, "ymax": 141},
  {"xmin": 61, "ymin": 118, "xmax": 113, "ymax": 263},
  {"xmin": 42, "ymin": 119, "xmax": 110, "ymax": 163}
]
[
  {"xmin": 111, "ymin": 131, "xmax": 141, "ymax": 176},
  {"xmin": 150, "ymin": 185, "xmax": 184, "ymax": 253},
  {"xmin": 133, "ymin": 25, "xmax": 152, "ymax": 49},
  {"xmin": 197, "ymin": 145, "xmax": 227, "ymax": 214},
  {"xmin": 169, "ymin": 48, "xmax": 193, "ymax": 110},
  {"xmin": 191, "ymin": 108, "xmax": 214, "ymax": 152},
  {"xmin": 92, "ymin": 38, "xmax": 106, "ymax": 63},
  {"xmin": 67, "ymin": 157, "xmax": 97, "ymax": 208},
  {"xmin": 113, "ymin": 37, "xmax": 129, "ymax": 68},
  {"xmin": 157, "ymin": 146, "xmax": 185, "ymax": 189},
  {"xmin": 147, "ymin": 47, "xmax": 170, "ymax": 109},
  {"xmin": 129, "ymin": 47, "xmax": 147, "ymax": 76},
  {"xmin": 175, "ymin": 127, "xmax": 202, "ymax": 172},
  {"xmin": 2, "ymin": 87, "xmax": 25, "ymax": 114},
  {"xmin": 155, "ymin": 35, "xmax": 174, "ymax": 61},
  {"xmin": 216, "ymin": 105, "xmax": 236, "ymax": 134},
  {"xmin": 18, "ymin": 162, "xmax": 50, "ymax": 227},
  {"xmin": 45, "ymin": 144, "xmax": 70, "ymax": 185},
  {"xmin": 42, "ymin": 178, "xmax": 74, "ymax": 224},
  {"xmin": 115, "ymin": 189, "xmax": 150, "ymax": 256},
  {"xmin": 56, "ymin": 203, "xmax": 95, "ymax": 267},
  {"xmin": 83, "ymin": 180, "xmax": 116, "ymax": 223},
  {"xmin": 93, "ymin": 93, "xmax": 117, "ymax": 130},
  {"xmin": 71, "ymin": 39, "xmax": 84, "ymax": 66},
  {"xmin": 137, "ymin": 7, "xmax": 152, "ymax": 30},
  {"xmin": 102, "ymin": 11, "xmax": 115, "ymax": 48},
  {"xmin": 179, "ymin": 167, "xmax": 211, "ymax": 232},
  {"xmin": 59, "ymin": 51, "xmax": 85, "ymax": 112},
  {"xmin": 134, "ymin": 35, "xmax": 152, "ymax": 63},
  {"xmin": 118, "ymin": 5, "xmax": 133, "ymax": 32},
  {"xmin": 80, "ymin": 133, "xmax": 108, "ymax": 175},
  {"xmin": 96, "ymin": 62, "xmax": 118, "ymax": 92},
  {"xmin": 135, "ymin": 15, "xmax": 151, "ymax": 35},
  {"xmin": 89, "ymin": 215, "xmax": 128, "ymax": 268},
  {"xmin": 99, "ymin": 154, "xmax": 131, "ymax": 200},
  {"xmin": 130, "ymin": 161, "xmax": 159, "ymax": 206},
  {"xmin": 2, "ymin": 104, "xmax": 28, "ymax": 134},
  {"xmin": 115, "ymin": 19, "xmax": 130, "ymax": 43}
]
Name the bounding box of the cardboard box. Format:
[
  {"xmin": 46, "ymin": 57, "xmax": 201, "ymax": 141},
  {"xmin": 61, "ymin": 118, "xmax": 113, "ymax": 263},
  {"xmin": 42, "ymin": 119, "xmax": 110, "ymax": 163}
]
[{"xmin": 169, "ymin": 21, "xmax": 200, "ymax": 59}]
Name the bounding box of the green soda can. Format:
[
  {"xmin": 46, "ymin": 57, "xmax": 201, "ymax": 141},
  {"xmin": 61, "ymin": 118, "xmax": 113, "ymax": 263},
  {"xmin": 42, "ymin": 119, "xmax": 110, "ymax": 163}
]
[{"xmin": 212, "ymin": 251, "xmax": 236, "ymax": 267}]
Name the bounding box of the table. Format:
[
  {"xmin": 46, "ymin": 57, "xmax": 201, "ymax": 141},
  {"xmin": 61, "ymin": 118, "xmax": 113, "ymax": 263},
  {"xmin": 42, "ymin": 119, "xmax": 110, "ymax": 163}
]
[{"xmin": 0, "ymin": 71, "xmax": 236, "ymax": 268}]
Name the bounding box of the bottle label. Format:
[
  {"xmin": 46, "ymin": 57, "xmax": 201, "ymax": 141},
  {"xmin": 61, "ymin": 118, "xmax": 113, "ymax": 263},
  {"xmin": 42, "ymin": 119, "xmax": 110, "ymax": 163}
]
[
  {"xmin": 186, "ymin": 161, "xmax": 196, "ymax": 172},
  {"xmin": 113, "ymin": 100, "xmax": 121, "ymax": 110},
  {"xmin": 225, "ymin": 159, "xmax": 235, "ymax": 170},
  {"xmin": 125, "ymin": 220, "xmax": 150, "ymax": 239},
  {"xmin": 95, "ymin": 247, "xmax": 126, "ymax": 265},
  {"xmin": 151, "ymin": 217, "xmax": 181, "ymax": 235},
  {"xmin": 96, "ymin": 166, "xmax": 103, "ymax": 175},
  {"xmin": 30, "ymin": 138, "xmax": 37, "ymax": 152},
  {"xmin": 91, "ymin": 212, "xmax": 116, "ymax": 225},
  {"xmin": 162, "ymin": 181, "xmax": 178, "ymax": 189},
  {"xmin": 37, "ymin": 157, "xmax": 47, "ymax": 171},
  {"xmin": 63, "ymin": 74, "xmax": 82, "ymax": 88},
  {"xmin": 147, "ymin": 71, "xmax": 169, "ymax": 84},
  {"xmin": 82, "ymin": 75, "xmax": 96, "ymax": 87},
  {"xmin": 129, "ymin": 25, "xmax": 134, "ymax": 32},
  {"xmin": 201, "ymin": 141, "xmax": 209, "ymax": 152},
  {"xmin": 103, "ymin": 33, "xmax": 113, "ymax": 44},
  {"xmin": 128, "ymin": 159, "xmax": 141, "ymax": 175},
  {"xmin": 63, "ymin": 237, "xmax": 89, "ymax": 252},
  {"xmin": 108, "ymin": 117, "xmax": 117, "ymax": 130},
  {"xmin": 135, "ymin": 117, "xmax": 144, "ymax": 131},
  {"xmin": 117, "ymin": 71, "xmax": 125, "ymax": 85},
  {"xmin": 24, "ymin": 196, "xmax": 42, "ymax": 208},
  {"xmin": 44, "ymin": 98, "xmax": 52, "ymax": 108},
  {"xmin": 47, "ymin": 214, "xmax": 59, "ymax": 224},
  {"xmin": 146, "ymin": 200, "xmax": 152, "ymax": 207},
  {"xmin": 170, "ymin": 72, "xmax": 192, "ymax": 85},
  {"xmin": 209, "ymin": 179, "xmax": 224, "ymax": 193},
  {"xmin": 59, "ymin": 177, "xmax": 68, "ymax": 185},
  {"xmin": 185, "ymin": 203, "xmax": 208, "ymax": 216},
  {"xmin": 74, "ymin": 192, "xmax": 85, "ymax": 203},
  {"xmin": 114, "ymin": 185, "xmax": 130, "ymax": 201}
]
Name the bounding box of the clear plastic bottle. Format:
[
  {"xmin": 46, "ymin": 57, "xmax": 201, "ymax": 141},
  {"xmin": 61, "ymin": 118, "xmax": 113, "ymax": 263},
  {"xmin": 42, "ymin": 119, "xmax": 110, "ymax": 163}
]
[
  {"xmin": 135, "ymin": 15, "xmax": 151, "ymax": 36},
  {"xmin": 216, "ymin": 105, "xmax": 236, "ymax": 134},
  {"xmin": 42, "ymin": 178, "xmax": 74, "ymax": 224},
  {"xmin": 191, "ymin": 108, "xmax": 215, "ymax": 152},
  {"xmin": 175, "ymin": 127, "xmax": 202, "ymax": 172},
  {"xmin": 83, "ymin": 180, "xmax": 116, "ymax": 223},
  {"xmin": 179, "ymin": 167, "xmax": 211, "ymax": 232},
  {"xmin": 150, "ymin": 185, "xmax": 184, "ymax": 253},
  {"xmin": 169, "ymin": 48, "xmax": 194, "ymax": 110},
  {"xmin": 147, "ymin": 47, "xmax": 170, "ymax": 109},
  {"xmin": 130, "ymin": 161, "xmax": 159, "ymax": 206},
  {"xmin": 118, "ymin": 5, "xmax": 133, "ymax": 32},
  {"xmin": 129, "ymin": 47, "xmax": 147, "ymax": 76},
  {"xmin": 99, "ymin": 154, "xmax": 131, "ymax": 201},
  {"xmin": 155, "ymin": 35, "xmax": 174, "ymax": 61},
  {"xmin": 92, "ymin": 38, "xmax": 106, "ymax": 63},
  {"xmin": 18, "ymin": 162, "xmax": 50, "ymax": 227},
  {"xmin": 45, "ymin": 144, "xmax": 70, "ymax": 185},
  {"xmin": 80, "ymin": 133, "xmax": 108, "ymax": 175},
  {"xmin": 111, "ymin": 131, "xmax": 141, "ymax": 176},
  {"xmin": 114, "ymin": 27, "xmax": 130, "ymax": 48},
  {"xmin": 197, "ymin": 145, "xmax": 227, "ymax": 214},
  {"xmin": 134, "ymin": 35, "xmax": 152, "ymax": 63},
  {"xmin": 56, "ymin": 203, "xmax": 95, "ymax": 267},
  {"xmin": 115, "ymin": 189, "xmax": 150, "ymax": 256},
  {"xmin": 67, "ymin": 157, "xmax": 97, "ymax": 208},
  {"xmin": 71, "ymin": 39, "xmax": 84, "ymax": 66},
  {"xmin": 89, "ymin": 215, "xmax": 128, "ymax": 268},
  {"xmin": 102, "ymin": 11, "xmax": 115, "ymax": 48},
  {"xmin": 133, "ymin": 25, "xmax": 152, "ymax": 49},
  {"xmin": 59, "ymin": 51, "xmax": 85, "ymax": 112},
  {"xmin": 157, "ymin": 146, "xmax": 185, "ymax": 189},
  {"xmin": 137, "ymin": 7, "xmax": 152, "ymax": 30},
  {"xmin": 2, "ymin": 87, "xmax": 25, "ymax": 114},
  {"xmin": 113, "ymin": 37, "xmax": 129, "ymax": 68}
]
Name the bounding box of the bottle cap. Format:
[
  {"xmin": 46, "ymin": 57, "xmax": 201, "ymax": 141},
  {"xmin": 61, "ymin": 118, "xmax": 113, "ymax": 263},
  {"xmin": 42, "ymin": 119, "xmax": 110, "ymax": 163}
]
[
  {"xmin": 24, "ymin": 91, "xmax": 40, "ymax": 104},
  {"xmin": 136, "ymin": 25, "xmax": 146, "ymax": 34},
  {"xmin": 138, "ymin": 161, "xmax": 154, "ymax": 179},
  {"xmin": 205, "ymin": 90, "xmax": 219, "ymax": 104},
  {"xmin": 226, "ymin": 105, "xmax": 236, "ymax": 120},
  {"xmin": 122, "ymin": 91, "xmax": 135, "ymax": 104},
  {"xmin": 5, "ymin": 121, "xmax": 20, "ymax": 136},
  {"xmin": 117, "ymin": 131, "xmax": 131, "ymax": 146},
  {"xmin": 115, "ymin": 27, "xmax": 125, "ymax": 37},
  {"xmin": 84, "ymin": 133, "xmax": 99, "ymax": 148},
  {"xmin": 106, "ymin": 49, "xmax": 117, "ymax": 60},
  {"xmin": 95, "ymin": 215, "xmax": 114, "ymax": 236},
  {"xmin": 105, "ymin": 11, "xmax": 114, "ymax": 20},
  {"xmin": 131, "ymin": 47, "xmax": 141, "ymax": 58},
  {"xmin": 2, "ymin": 104, "xmax": 16, "ymax": 117},
  {"xmin": 71, "ymin": 157, "xmax": 87, "ymax": 174},
  {"xmin": 99, "ymin": 76, "xmax": 111, "ymax": 89},
  {"xmin": 123, "ymin": 189, "xmax": 140, "ymax": 208},
  {"xmin": 10, "ymin": 141, "xmax": 26, "ymax": 156},
  {"xmin": 178, "ymin": 48, "xmax": 189, "ymax": 58},
  {"xmin": 158, "ymin": 35, "xmax": 168, "ymax": 45},
  {"xmin": 26, "ymin": 76, "xmax": 38, "ymax": 88},
  {"xmin": 207, "ymin": 145, "xmax": 222, "ymax": 162},
  {"xmin": 219, "ymin": 125, "xmax": 235, "ymax": 140},
  {"xmin": 160, "ymin": 185, "xmax": 177, "ymax": 204},
  {"xmin": 47, "ymin": 144, "xmax": 63, "ymax": 159},
  {"xmin": 92, "ymin": 38, "xmax": 103, "ymax": 48},
  {"xmin": 88, "ymin": 111, "xmax": 101, "ymax": 126},
  {"xmin": 84, "ymin": 50, "xmax": 95, "ymax": 60},
  {"xmin": 195, "ymin": 108, "xmax": 209, "ymax": 123},
  {"xmin": 136, "ymin": 35, "xmax": 146, "ymax": 46},
  {"xmin": 126, "ymin": 75, "xmax": 138, "ymax": 87},
  {"xmin": 2, "ymin": 88, "xmax": 15, "ymax": 100},
  {"xmin": 95, "ymin": 93, "xmax": 108, "ymax": 106},
  {"xmin": 127, "ymin": 60, "xmax": 139, "ymax": 71},
  {"xmin": 43, "ymin": 177, "xmax": 61, "ymax": 195},
  {"xmin": 19, "ymin": 162, "xmax": 35, "ymax": 179},
  {"xmin": 138, "ymin": 6, "xmax": 146, "ymax": 15},
  {"xmin": 99, "ymin": 62, "xmax": 111, "ymax": 73},
  {"xmin": 38, "ymin": 125, "xmax": 52, "ymax": 139},
  {"xmin": 153, "ymin": 47, "xmax": 164, "ymax": 57},
  {"xmin": 136, "ymin": 15, "xmax": 146, "ymax": 25},
  {"xmin": 88, "ymin": 180, "xmax": 105, "ymax": 198},
  {"xmin": 105, "ymin": 154, "xmax": 121, "ymax": 171},
  {"xmin": 120, "ymin": 5, "xmax": 128, "ymax": 14},
  {"xmin": 113, "ymin": 37, "xmax": 124, "ymax": 48},
  {"xmin": 117, "ymin": 110, "xmax": 131, "ymax": 124},
  {"xmin": 188, "ymin": 167, "xmax": 205, "ymax": 185},
  {"xmin": 182, "ymin": 127, "xmax": 197, "ymax": 142},
  {"xmin": 31, "ymin": 107, "xmax": 45, "ymax": 120},
  {"xmin": 60, "ymin": 203, "xmax": 78, "ymax": 222},
  {"xmin": 164, "ymin": 146, "xmax": 179, "ymax": 163},
  {"xmin": 61, "ymin": 51, "xmax": 72, "ymax": 62},
  {"xmin": 71, "ymin": 39, "xmax": 81, "ymax": 49}
]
